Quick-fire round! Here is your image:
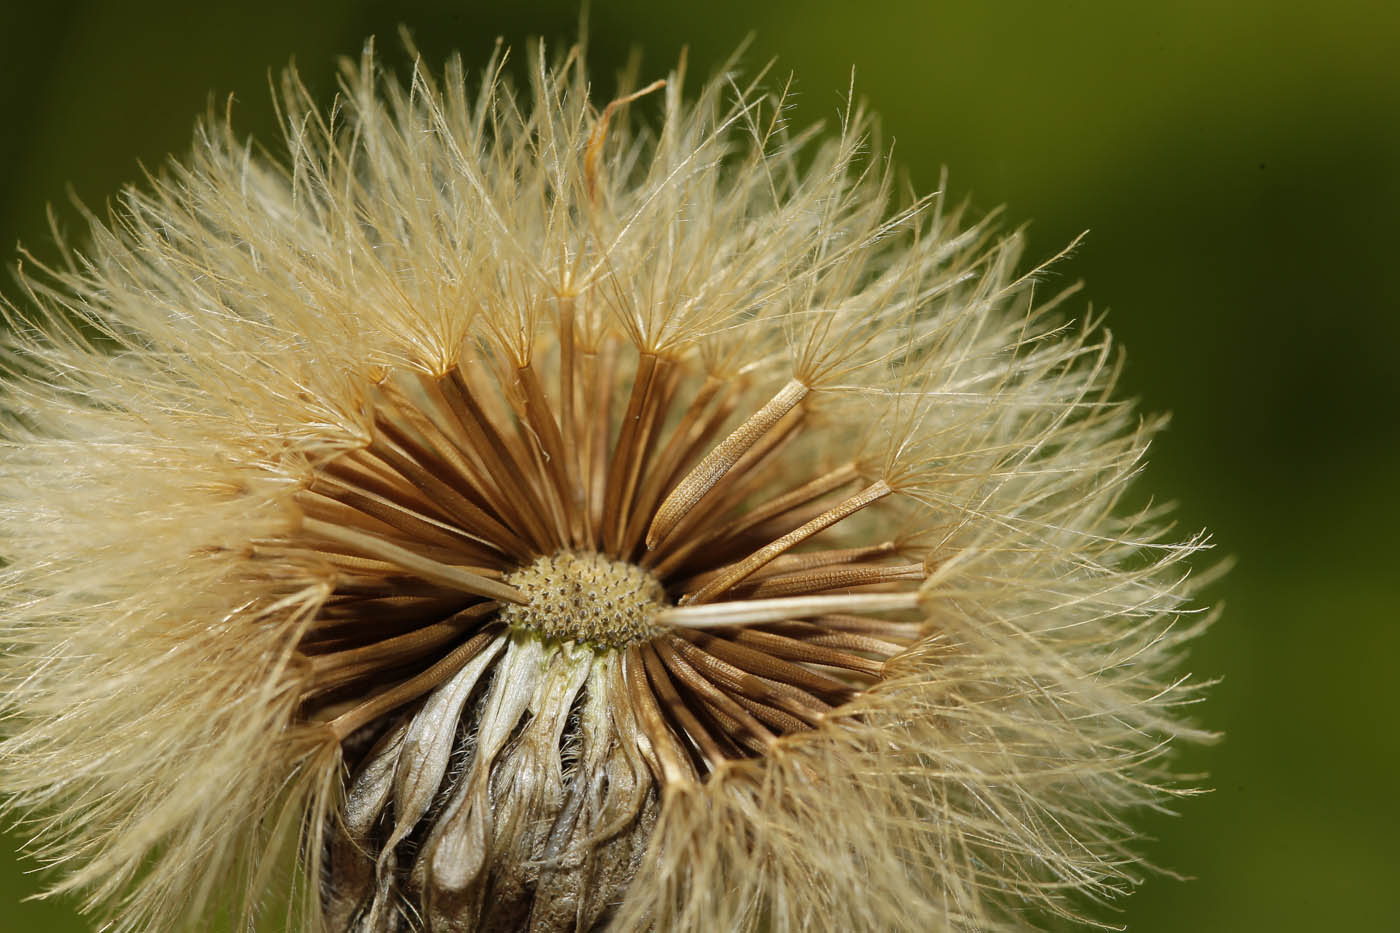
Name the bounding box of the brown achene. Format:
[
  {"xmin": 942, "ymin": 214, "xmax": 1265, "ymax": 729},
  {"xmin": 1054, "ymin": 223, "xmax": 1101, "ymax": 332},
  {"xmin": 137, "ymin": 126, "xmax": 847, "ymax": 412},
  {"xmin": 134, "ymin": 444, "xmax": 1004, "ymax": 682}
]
[{"xmin": 291, "ymin": 342, "xmax": 924, "ymax": 774}]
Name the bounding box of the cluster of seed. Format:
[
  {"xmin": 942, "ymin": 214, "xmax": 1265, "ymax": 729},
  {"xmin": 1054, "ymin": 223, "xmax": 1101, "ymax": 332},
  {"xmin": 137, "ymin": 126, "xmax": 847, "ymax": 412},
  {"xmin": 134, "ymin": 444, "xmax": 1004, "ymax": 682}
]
[{"xmin": 501, "ymin": 552, "xmax": 669, "ymax": 648}]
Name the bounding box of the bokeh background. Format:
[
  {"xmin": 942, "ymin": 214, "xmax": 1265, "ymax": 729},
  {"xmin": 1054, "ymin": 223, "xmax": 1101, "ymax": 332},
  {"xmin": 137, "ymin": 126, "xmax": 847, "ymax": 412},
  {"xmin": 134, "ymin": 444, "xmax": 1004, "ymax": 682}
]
[{"xmin": 2, "ymin": 1, "xmax": 1396, "ymax": 931}]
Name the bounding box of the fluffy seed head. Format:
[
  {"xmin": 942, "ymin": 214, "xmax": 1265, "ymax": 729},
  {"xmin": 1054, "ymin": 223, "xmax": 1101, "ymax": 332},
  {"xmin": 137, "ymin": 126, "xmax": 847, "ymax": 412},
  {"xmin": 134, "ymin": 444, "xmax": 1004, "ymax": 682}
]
[{"xmin": 0, "ymin": 38, "xmax": 1214, "ymax": 933}]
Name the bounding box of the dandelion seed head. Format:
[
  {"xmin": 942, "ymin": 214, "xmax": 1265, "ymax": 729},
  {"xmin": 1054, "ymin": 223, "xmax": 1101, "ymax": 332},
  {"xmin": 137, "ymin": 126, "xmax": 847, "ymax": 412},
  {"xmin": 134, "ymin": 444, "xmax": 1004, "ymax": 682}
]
[{"xmin": 0, "ymin": 37, "xmax": 1215, "ymax": 933}]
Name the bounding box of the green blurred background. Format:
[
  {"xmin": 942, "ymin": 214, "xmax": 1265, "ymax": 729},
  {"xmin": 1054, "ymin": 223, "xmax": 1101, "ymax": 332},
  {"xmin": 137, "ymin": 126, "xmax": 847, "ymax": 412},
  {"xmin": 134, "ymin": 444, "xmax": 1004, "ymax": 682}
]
[{"xmin": 2, "ymin": 1, "xmax": 1396, "ymax": 930}]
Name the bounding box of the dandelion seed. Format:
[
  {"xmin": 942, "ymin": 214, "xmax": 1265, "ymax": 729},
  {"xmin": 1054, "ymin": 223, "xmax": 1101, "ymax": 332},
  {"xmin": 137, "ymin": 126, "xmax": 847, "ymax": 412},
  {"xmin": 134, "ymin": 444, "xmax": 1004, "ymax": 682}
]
[{"xmin": 0, "ymin": 39, "xmax": 1215, "ymax": 933}]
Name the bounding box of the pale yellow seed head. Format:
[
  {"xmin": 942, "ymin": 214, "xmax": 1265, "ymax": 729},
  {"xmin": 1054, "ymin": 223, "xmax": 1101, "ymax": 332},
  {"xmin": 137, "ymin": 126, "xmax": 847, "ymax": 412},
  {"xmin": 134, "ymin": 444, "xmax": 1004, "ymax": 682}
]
[{"xmin": 0, "ymin": 36, "xmax": 1216, "ymax": 933}]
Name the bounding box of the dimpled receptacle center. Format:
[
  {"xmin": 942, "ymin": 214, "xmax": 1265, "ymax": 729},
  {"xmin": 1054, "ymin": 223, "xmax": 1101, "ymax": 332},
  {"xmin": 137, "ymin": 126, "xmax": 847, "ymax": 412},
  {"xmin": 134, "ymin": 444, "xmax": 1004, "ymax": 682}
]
[{"xmin": 500, "ymin": 552, "xmax": 668, "ymax": 648}]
